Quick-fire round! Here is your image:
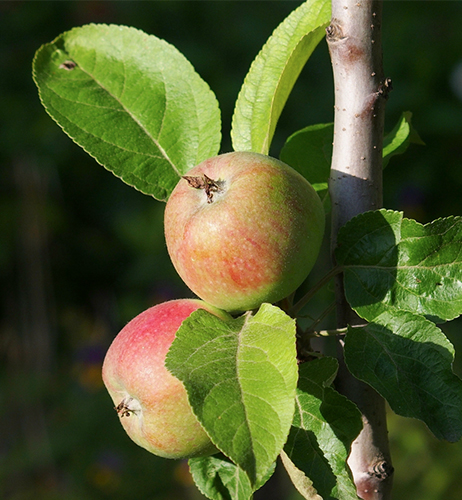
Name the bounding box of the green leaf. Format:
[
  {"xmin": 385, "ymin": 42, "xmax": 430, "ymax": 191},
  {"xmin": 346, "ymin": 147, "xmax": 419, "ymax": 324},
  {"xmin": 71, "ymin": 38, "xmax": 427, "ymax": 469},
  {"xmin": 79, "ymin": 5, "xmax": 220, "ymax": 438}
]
[
  {"xmin": 279, "ymin": 113, "xmax": 420, "ymax": 182},
  {"xmin": 278, "ymin": 113, "xmax": 422, "ymax": 212},
  {"xmin": 280, "ymin": 450, "xmax": 322, "ymax": 500},
  {"xmin": 189, "ymin": 454, "xmax": 276, "ymax": 500},
  {"xmin": 345, "ymin": 310, "xmax": 462, "ymax": 442},
  {"xmin": 33, "ymin": 24, "xmax": 221, "ymax": 201},
  {"xmin": 231, "ymin": 0, "xmax": 331, "ymax": 154},
  {"xmin": 335, "ymin": 209, "xmax": 462, "ymax": 322},
  {"xmin": 189, "ymin": 454, "xmax": 253, "ymax": 500},
  {"xmin": 166, "ymin": 304, "xmax": 298, "ymax": 486},
  {"xmin": 280, "ymin": 123, "xmax": 333, "ymax": 183},
  {"xmin": 383, "ymin": 111, "xmax": 425, "ymax": 168},
  {"xmin": 280, "ymin": 123, "xmax": 333, "ymax": 211},
  {"xmin": 283, "ymin": 358, "xmax": 362, "ymax": 500}
]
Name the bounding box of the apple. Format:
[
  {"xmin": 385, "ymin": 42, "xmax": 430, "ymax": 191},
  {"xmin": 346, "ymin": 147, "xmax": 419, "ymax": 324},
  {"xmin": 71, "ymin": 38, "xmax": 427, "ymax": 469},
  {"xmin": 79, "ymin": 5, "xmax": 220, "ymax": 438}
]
[
  {"xmin": 102, "ymin": 299, "xmax": 229, "ymax": 459},
  {"xmin": 164, "ymin": 152, "xmax": 325, "ymax": 313}
]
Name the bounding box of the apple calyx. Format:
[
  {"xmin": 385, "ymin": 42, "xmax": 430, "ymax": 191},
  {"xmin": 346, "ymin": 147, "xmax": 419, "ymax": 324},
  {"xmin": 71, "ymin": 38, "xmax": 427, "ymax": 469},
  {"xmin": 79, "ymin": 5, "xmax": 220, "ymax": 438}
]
[
  {"xmin": 182, "ymin": 174, "xmax": 223, "ymax": 203},
  {"xmin": 115, "ymin": 397, "xmax": 140, "ymax": 418}
]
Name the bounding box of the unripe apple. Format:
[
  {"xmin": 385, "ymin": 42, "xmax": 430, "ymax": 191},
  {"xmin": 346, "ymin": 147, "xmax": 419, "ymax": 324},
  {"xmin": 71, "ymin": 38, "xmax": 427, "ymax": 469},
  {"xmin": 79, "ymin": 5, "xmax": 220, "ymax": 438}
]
[
  {"xmin": 164, "ymin": 152, "xmax": 325, "ymax": 313},
  {"xmin": 102, "ymin": 299, "xmax": 229, "ymax": 459}
]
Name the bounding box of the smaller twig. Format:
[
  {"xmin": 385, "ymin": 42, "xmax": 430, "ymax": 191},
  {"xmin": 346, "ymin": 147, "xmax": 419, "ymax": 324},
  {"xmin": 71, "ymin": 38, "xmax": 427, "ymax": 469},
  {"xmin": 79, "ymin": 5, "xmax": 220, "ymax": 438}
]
[
  {"xmin": 296, "ymin": 317, "xmax": 367, "ymax": 363},
  {"xmin": 309, "ymin": 323, "xmax": 369, "ymax": 338},
  {"xmin": 311, "ymin": 326, "xmax": 348, "ymax": 337},
  {"xmin": 290, "ymin": 265, "xmax": 343, "ymax": 316},
  {"xmin": 302, "ymin": 350, "xmax": 325, "ymax": 358},
  {"xmin": 304, "ymin": 301, "xmax": 336, "ymax": 334}
]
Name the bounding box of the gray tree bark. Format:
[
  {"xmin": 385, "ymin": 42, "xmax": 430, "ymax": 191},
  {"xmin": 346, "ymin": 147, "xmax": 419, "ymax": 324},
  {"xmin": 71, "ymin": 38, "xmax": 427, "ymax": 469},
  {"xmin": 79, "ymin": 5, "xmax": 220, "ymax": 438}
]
[{"xmin": 327, "ymin": 1, "xmax": 394, "ymax": 499}]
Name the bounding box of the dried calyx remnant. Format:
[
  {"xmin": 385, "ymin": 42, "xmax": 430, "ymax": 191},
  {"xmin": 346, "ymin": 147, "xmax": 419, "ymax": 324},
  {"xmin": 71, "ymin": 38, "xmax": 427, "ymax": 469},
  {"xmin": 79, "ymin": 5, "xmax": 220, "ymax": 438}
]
[
  {"xmin": 183, "ymin": 174, "xmax": 224, "ymax": 203},
  {"xmin": 115, "ymin": 397, "xmax": 137, "ymax": 418}
]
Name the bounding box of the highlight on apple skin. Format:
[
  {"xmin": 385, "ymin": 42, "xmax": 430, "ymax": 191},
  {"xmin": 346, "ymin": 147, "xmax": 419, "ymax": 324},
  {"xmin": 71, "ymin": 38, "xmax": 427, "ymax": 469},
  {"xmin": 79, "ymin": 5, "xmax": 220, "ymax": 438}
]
[
  {"xmin": 164, "ymin": 151, "xmax": 325, "ymax": 314},
  {"xmin": 102, "ymin": 299, "xmax": 230, "ymax": 459}
]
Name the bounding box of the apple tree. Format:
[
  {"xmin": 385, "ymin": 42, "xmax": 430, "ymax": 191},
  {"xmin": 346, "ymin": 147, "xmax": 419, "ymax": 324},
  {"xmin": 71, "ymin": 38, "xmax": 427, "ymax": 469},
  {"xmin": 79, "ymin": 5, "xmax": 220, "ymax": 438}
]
[{"xmin": 32, "ymin": 0, "xmax": 462, "ymax": 499}]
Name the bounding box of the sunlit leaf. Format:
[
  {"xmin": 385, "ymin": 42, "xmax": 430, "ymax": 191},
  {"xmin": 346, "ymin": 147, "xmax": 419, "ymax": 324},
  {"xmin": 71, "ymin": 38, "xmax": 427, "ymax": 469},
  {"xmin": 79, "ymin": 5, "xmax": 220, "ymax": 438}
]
[
  {"xmin": 33, "ymin": 24, "xmax": 221, "ymax": 201},
  {"xmin": 231, "ymin": 0, "xmax": 331, "ymax": 154},
  {"xmin": 166, "ymin": 304, "xmax": 298, "ymax": 486}
]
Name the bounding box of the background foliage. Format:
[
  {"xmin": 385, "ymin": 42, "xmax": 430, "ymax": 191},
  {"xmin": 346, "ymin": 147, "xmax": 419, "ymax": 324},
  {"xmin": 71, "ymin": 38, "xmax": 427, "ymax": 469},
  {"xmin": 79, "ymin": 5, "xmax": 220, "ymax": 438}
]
[{"xmin": 1, "ymin": 1, "xmax": 462, "ymax": 499}]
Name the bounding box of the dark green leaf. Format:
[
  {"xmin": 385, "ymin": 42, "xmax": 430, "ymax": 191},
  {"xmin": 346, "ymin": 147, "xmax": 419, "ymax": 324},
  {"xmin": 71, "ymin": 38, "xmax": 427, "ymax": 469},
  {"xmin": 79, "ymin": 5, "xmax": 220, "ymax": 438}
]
[
  {"xmin": 166, "ymin": 304, "xmax": 298, "ymax": 487},
  {"xmin": 283, "ymin": 358, "xmax": 362, "ymax": 500},
  {"xmin": 336, "ymin": 209, "xmax": 462, "ymax": 322},
  {"xmin": 280, "ymin": 123, "xmax": 333, "ymax": 211},
  {"xmin": 280, "ymin": 450, "xmax": 322, "ymax": 500},
  {"xmin": 280, "ymin": 123, "xmax": 333, "ymax": 184},
  {"xmin": 33, "ymin": 24, "xmax": 221, "ymax": 201},
  {"xmin": 345, "ymin": 310, "xmax": 462, "ymax": 442},
  {"xmin": 231, "ymin": 0, "xmax": 331, "ymax": 154},
  {"xmin": 279, "ymin": 113, "xmax": 422, "ymax": 213}
]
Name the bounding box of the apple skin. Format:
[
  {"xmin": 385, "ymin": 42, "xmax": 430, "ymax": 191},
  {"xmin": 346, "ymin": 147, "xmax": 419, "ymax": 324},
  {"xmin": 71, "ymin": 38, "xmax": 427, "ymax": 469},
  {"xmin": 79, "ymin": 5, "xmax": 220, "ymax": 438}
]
[
  {"xmin": 164, "ymin": 152, "xmax": 325, "ymax": 313},
  {"xmin": 102, "ymin": 299, "xmax": 229, "ymax": 459}
]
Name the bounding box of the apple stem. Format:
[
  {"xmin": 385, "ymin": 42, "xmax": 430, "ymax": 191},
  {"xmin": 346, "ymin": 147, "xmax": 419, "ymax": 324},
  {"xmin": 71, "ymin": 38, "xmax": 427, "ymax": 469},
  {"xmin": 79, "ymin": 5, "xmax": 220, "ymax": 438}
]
[
  {"xmin": 182, "ymin": 174, "xmax": 223, "ymax": 203},
  {"xmin": 304, "ymin": 301, "xmax": 337, "ymax": 334}
]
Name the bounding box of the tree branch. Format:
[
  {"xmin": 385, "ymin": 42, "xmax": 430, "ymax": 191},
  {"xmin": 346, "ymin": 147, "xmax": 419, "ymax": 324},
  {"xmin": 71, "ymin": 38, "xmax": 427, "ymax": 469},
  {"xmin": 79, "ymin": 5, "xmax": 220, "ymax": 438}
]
[{"xmin": 327, "ymin": 1, "xmax": 393, "ymax": 499}]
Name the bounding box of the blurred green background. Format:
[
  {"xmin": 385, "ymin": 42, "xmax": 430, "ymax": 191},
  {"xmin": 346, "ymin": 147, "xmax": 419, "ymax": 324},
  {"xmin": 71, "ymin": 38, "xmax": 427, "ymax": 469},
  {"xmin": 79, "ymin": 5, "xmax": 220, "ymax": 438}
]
[{"xmin": 1, "ymin": 1, "xmax": 461, "ymax": 499}]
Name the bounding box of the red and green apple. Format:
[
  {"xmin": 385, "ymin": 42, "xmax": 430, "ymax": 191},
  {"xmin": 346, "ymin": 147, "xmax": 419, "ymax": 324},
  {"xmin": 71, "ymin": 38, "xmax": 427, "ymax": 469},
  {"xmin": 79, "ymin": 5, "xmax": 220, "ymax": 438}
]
[
  {"xmin": 164, "ymin": 152, "xmax": 325, "ymax": 313},
  {"xmin": 102, "ymin": 299, "xmax": 229, "ymax": 459}
]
